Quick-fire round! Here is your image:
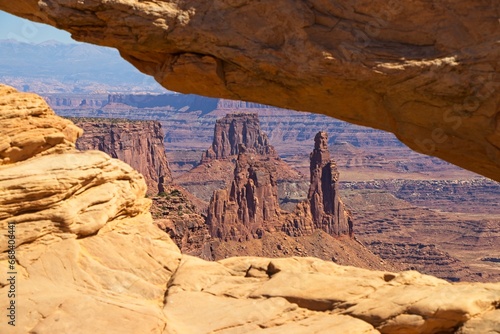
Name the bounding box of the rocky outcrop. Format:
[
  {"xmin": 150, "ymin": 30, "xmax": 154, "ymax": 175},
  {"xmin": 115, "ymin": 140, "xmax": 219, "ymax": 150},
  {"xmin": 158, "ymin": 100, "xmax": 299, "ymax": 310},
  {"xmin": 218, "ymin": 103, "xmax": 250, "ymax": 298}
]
[
  {"xmin": 308, "ymin": 132, "xmax": 352, "ymax": 236},
  {"xmin": 0, "ymin": 86, "xmax": 82, "ymax": 164},
  {"xmin": 207, "ymin": 132, "xmax": 352, "ymax": 241},
  {"xmin": 202, "ymin": 113, "xmax": 277, "ymax": 161},
  {"xmin": 281, "ymin": 132, "xmax": 352, "ymax": 237},
  {"xmin": 73, "ymin": 118, "xmax": 172, "ymax": 195},
  {"xmin": 206, "ymin": 148, "xmax": 281, "ymax": 241},
  {"xmin": 177, "ymin": 112, "xmax": 302, "ymax": 204},
  {"xmin": 2, "ymin": 0, "xmax": 498, "ymax": 180},
  {"xmin": 2, "ymin": 85, "xmax": 500, "ymax": 333}
]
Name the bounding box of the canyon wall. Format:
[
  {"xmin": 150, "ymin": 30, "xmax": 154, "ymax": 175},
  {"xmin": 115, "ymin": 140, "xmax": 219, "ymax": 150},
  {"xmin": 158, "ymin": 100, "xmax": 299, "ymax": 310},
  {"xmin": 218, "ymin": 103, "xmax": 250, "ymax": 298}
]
[
  {"xmin": 73, "ymin": 118, "xmax": 173, "ymax": 195},
  {"xmin": 1, "ymin": 0, "xmax": 498, "ymax": 180},
  {"xmin": 44, "ymin": 96, "xmax": 107, "ymax": 108},
  {"xmin": 107, "ymin": 93, "xmax": 218, "ymax": 112}
]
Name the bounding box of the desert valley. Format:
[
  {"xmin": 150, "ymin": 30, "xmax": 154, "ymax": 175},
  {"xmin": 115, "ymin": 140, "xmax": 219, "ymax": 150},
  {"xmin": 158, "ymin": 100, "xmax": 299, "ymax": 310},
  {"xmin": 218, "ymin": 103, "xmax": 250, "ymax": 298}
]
[
  {"xmin": 0, "ymin": 1, "xmax": 500, "ymax": 332},
  {"xmin": 50, "ymin": 89, "xmax": 497, "ymax": 283}
]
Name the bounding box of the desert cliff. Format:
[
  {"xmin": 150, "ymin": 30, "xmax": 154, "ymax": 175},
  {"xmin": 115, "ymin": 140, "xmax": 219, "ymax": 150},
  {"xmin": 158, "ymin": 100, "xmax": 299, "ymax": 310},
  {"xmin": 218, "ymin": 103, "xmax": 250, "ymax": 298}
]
[
  {"xmin": 1, "ymin": 84, "xmax": 500, "ymax": 333},
  {"xmin": 177, "ymin": 112, "xmax": 303, "ymax": 203},
  {"xmin": 73, "ymin": 118, "xmax": 173, "ymax": 195}
]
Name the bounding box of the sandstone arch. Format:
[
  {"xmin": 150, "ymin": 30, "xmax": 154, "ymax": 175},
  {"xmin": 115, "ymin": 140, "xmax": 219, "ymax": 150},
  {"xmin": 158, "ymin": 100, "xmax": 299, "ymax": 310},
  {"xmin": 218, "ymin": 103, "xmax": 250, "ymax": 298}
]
[{"xmin": 0, "ymin": 0, "xmax": 498, "ymax": 180}]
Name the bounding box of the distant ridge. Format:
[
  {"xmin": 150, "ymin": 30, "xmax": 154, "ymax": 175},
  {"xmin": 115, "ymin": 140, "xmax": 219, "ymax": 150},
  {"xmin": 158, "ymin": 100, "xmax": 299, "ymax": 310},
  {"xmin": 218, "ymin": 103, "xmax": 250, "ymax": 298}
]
[{"xmin": 0, "ymin": 39, "xmax": 164, "ymax": 93}]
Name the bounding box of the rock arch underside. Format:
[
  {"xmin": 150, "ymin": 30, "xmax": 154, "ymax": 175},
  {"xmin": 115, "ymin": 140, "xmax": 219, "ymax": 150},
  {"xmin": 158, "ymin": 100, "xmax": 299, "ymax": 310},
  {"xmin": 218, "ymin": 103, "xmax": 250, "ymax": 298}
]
[{"xmin": 1, "ymin": 1, "xmax": 500, "ymax": 333}]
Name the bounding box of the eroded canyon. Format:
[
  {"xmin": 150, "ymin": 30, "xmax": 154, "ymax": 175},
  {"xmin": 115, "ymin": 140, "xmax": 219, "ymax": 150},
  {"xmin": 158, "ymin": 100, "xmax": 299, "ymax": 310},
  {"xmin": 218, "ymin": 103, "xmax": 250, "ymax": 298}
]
[
  {"xmin": 2, "ymin": 85, "xmax": 500, "ymax": 333},
  {"xmin": 47, "ymin": 90, "xmax": 499, "ymax": 282},
  {"xmin": 1, "ymin": 1, "xmax": 500, "ymax": 332}
]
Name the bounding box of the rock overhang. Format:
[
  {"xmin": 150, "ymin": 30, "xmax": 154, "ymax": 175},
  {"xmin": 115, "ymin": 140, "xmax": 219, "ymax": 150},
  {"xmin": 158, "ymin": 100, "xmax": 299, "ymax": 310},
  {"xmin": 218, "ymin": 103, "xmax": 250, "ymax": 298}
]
[{"xmin": 0, "ymin": 0, "xmax": 498, "ymax": 180}]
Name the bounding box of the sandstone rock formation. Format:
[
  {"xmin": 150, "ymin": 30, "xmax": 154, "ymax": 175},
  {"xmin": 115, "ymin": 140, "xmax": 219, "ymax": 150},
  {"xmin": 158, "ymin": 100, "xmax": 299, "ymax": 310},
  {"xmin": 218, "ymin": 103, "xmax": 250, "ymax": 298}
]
[
  {"xmin": 202, "ymin": 113, "xmax": 277, "ymax": 161},
  {"xmin": 207, "ymin": 133, "xmax": 352, "ymax": 241},
  {"xmin": 0, "ymin": 85, "xmax": 81, "ymax": 164},
  {"xmin": 280, "ymin": 132, "xmax": 352, "ymax": 238},
  {"xmin": 2, "ymin": 85, "xmax": 500, "ymax": 333},
  {"xmin": 177, "ymin": 112, "xmax": 303, "ymax": 203},
  {"xmin": 308, "ymin": 131, "xmax": 352, "ymax": 236},
  {"xmin": 207, "ymin": 148, "xmax": 281, "ymax": 241},
  {"xmin": 73, "ymin": 118, "xmax": 173, "ymax": 195},
  {"xmin": 1, "ymin": 0, "xmax": 498, "ymax": 180}
]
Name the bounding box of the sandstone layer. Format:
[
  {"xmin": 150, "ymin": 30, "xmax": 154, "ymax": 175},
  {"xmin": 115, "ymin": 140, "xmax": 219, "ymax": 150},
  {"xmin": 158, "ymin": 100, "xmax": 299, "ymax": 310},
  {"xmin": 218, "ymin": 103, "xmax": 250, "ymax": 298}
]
[
  {"xmin": 1, "ymin": 0, "xmax": 498, "ymax": 180},
  {"xmin": 2, "ymin": 85, "xmax": 500, "ymax": 333},
  {"xmin": 73, "ymin": 118, "xmax": 173, "ymax": 195}
]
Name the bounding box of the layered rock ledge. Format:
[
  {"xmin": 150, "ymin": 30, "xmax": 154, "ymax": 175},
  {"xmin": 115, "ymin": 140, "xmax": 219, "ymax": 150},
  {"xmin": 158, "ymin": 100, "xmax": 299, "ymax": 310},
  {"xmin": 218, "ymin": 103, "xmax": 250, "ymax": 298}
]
[
  {"xmin": 1, "ymin": 85, "xmax": 500, "ymax": 333},
  {"xmin": 1, "ymin": 0, "xmax": 498, "ymax": 180}
]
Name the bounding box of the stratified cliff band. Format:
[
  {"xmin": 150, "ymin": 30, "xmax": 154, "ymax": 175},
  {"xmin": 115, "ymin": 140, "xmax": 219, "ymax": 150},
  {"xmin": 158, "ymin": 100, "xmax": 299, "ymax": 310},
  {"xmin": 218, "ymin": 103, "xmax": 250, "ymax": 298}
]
[{"xmin": 73, "ymin": 118, "xmax": 173, "ymax": 195}]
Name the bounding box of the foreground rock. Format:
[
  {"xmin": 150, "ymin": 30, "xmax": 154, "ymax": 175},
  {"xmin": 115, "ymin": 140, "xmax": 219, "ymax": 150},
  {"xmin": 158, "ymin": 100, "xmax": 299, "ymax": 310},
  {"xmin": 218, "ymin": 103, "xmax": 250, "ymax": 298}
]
[
  {"xmin": 1, "ymin": 0, "xmax": 498, "ymax": 180},
  {"xmin": 0, "ymin": 85, "xmax": 81, "ymax": 164},
  {"xmin": 73, "ymin": 118, "xmax": 173, "ymax": 195},
  {"xmin": 1, "ymin": 85, "xmax": 500, "ymax": 333}
]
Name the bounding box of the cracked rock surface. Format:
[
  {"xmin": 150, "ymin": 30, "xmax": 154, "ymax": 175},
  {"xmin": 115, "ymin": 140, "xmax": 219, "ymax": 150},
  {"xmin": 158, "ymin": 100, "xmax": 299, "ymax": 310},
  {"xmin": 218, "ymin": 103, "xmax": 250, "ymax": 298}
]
[
  {"xmin": 1, "ymin": 85, "xmax": 500, "ymax": 333},
  {"xmin": 0, "ymin": 0, "xmax": 498, "ymax": 180}
]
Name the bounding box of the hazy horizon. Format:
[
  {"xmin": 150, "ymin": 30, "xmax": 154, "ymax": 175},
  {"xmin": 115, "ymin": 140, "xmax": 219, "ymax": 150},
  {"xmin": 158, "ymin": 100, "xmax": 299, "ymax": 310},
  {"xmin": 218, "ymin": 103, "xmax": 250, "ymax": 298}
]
[{"xmin": 0, "ymin": 11, "xmax": 76, "ymax": 44}]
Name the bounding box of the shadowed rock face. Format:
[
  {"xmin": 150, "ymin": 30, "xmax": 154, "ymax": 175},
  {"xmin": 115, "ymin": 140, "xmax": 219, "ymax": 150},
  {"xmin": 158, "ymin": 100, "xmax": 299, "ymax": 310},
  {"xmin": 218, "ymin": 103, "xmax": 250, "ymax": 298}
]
[
  {"xmin": 202, "ymin": 113, "xmax": 277, "ymax": 162},
  {"xmin": 73, "ymin": 119, "xmax": 173, "ymax": 195},
  {"xmin": 1, "ymin": 0, "xmax": 498, "ymax": 180}
]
